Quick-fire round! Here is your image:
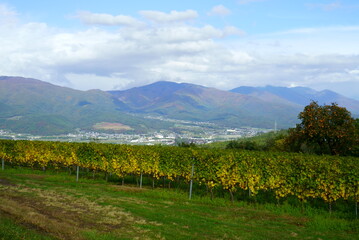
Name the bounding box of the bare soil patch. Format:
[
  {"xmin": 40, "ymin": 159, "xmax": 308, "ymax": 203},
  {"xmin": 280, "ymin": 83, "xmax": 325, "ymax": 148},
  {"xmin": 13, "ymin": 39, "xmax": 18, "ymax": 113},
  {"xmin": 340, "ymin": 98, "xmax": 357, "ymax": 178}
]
[
  {"xmin": 0, "ymin": 183, "xmax": 155, "ymax": 240},
  {"xmin": 93, "ymin": 122, "xmax": 133, "ymax": 131},
  {"xmin": 0, "ymin": 178, "xmax": 16, "ymax": 186}
]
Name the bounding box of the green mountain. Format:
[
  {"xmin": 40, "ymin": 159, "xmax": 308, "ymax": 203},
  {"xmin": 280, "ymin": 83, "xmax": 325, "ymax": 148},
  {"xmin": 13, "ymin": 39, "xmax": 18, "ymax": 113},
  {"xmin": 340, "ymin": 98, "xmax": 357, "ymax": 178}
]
[
  {"xmin": 0, "ymin": 76, "xmax": 160, "ymax": 135},
  {"xmin": 2, "ymin": 76, "xmax": 358, "ymax": 135},
  {"xmin": 109, "ymin": 81, "xmax": 302, "ymax": 128},
  {"xmin": 231, "ymin": 85, "xmax": 359, "ymax": 115}
]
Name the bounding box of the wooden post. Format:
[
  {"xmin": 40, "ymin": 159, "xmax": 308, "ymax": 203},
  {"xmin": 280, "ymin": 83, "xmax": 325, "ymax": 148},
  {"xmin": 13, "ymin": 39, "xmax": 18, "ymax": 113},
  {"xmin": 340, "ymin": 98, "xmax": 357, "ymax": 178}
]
[
  {"xmin": 356, "ymin": 191, "xmax": 358, "ymax": 219},
  {"xmin": 229, "ymin": 189, "xmax": 234, "ymax": 203},
  {"xmin": 76, "ymin": 166, "xmax": 80, "ymax": 182},
  {"xmin": 189, "ymin": 164, "xmax": 194, "ymax": 200},
  {"xmin": 1, "ymin": 158, "xmax": 4, "ymax": 171},
  {"xmin": 140, "ymin": 172, "xmax": 143, "ymax": 188}
]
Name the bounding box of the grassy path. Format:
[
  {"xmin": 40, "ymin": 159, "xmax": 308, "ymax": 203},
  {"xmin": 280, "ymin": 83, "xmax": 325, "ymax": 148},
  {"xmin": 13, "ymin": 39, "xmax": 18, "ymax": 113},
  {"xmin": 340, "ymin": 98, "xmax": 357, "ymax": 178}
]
[{"xmin": 0, "ymin": 168, "xmax": 358, "ymax": 240}]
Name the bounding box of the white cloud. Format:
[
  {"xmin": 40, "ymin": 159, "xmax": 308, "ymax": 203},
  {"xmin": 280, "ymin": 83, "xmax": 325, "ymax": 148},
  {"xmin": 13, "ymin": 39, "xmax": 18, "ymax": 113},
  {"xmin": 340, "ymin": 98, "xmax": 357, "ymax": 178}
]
[
  {"xmin": 139, "ymin": 10, "xmax": 198, "ymax": 23},
  {"xmin": 0, "ymin": 4, "xmax": 16, "ymax": 17},
  {"xmin": 208, "ymin": 5, "xmax": 231, "ymax": 16},
  {"xmin": 76, "ymin": 11, "xmax": 145, "ymax": 27},
  {"xmin": 1, "ymin": 6, "xmax": 359, "ymax": 100},
  {"xmin": 347, "ymin": 68, "xmax": 359, "ymax": 75},
  {"xmin": 223, "ymin": 26, "xmax": 246, "ymax": 36},
  {"xmin": 0, "ymin": 7, "xmax": 243, "ymax": 90},
  {"xmin": 146, "ymin": 25, "xmax": 225, "ymax": 42},
  {"xmin": 65, "ymin": 73, "xmax": 133, "ymax": 90},
  {"xmin": 0, "ymin": 4, "xmax": 18, "ymax": 26}
]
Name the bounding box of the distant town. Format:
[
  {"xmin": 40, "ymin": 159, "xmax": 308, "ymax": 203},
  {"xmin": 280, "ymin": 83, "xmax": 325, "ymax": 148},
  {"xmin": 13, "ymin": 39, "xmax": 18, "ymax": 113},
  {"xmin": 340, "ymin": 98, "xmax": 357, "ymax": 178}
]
[{"xmin": 0, "ymin": 117, "xmax": 272, "ymax": 145}]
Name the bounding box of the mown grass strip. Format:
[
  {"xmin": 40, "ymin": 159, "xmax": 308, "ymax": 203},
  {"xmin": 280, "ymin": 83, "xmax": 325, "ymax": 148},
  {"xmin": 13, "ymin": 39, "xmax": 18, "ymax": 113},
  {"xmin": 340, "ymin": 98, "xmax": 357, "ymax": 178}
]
[
  {"xmin": 0, "ymin": 168, "xmax": 358, "ymax": 240},
  {"xmin": 0, "ymin": 213, "xmax": 54, "ymax": 240}
]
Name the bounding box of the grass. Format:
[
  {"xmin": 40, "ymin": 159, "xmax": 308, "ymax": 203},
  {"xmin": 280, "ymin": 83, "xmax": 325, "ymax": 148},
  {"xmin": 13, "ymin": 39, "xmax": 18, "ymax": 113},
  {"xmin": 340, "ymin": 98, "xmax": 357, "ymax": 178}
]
[
  {"xmin": 203, "ymin": 129, "xmax": 288, "ymax": 149},
  {"xmin": 0, "ymin": 216, "xmax": 54, "ymax": 240},
  {"xmin": 0, "ymin": 167, "xmax": 358, "ymax": 240}
]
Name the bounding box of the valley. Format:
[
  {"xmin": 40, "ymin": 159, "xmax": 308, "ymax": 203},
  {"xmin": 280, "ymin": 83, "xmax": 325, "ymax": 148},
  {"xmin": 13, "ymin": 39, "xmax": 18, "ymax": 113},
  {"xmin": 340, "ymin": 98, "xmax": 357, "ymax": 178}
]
[
  {"xmin": 0, "ymin": 117, "xmax": 271, "ymax": 145},
  {"xmin": 1, "ymin": 76, "xmax": 359, "ymax": 138}
]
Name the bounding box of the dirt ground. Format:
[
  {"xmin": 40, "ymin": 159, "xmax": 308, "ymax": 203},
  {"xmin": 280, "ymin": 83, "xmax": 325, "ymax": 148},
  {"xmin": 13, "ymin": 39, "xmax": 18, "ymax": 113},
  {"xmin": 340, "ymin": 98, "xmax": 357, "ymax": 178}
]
[{"xmin": 0, "ymin": 176, "xmax": 155, "ymax": 240}]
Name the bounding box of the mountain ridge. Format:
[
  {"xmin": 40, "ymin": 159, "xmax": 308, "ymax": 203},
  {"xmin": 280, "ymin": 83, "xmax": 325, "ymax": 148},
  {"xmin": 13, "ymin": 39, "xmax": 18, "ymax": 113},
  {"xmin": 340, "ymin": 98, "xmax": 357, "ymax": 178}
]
[
  {"xmin": 108, "ymin": 81, "xmax": 302, "ymax": 128},
  {"xmin": 1, "ymin": 76, "xmax": 358, "ymax": 135},
  {"xmin": 0, "ymin": 76, "xmax": 159, "ymax": 135},
  {"xmin": 230, "ymin": 85, "xmax": 359, "ymax": 114}
]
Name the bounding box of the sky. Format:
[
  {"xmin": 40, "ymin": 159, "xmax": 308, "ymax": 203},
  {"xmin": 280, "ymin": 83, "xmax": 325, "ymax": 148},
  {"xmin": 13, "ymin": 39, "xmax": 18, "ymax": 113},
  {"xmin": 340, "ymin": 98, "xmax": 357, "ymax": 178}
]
[{"xmin": 1, "ymin": 0, "xmax": 359, "ymax": 99}]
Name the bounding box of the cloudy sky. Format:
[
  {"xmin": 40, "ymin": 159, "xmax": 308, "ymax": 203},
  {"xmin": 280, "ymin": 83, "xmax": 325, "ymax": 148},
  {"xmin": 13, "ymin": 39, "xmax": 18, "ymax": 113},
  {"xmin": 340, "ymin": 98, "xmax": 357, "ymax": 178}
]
[{"xmin": 1, "ymin": 0, "xmax": 359, "ymax": 99}]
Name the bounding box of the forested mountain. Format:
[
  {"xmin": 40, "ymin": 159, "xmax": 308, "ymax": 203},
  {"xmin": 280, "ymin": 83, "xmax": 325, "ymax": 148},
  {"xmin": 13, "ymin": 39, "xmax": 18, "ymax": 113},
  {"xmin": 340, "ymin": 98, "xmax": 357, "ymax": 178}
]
[
  {"xmin": 0, "ymin": 76, "xmax": 156, "ymax": 135},
  {"xmin": 1, "ymin": 76, "xmax": 358, "ymax": 135},
  {"xmin": 109, "ymin": 81, "xmax": 302, "ymax": 128},
  {"xmin": 231, "ymin": 85, "xmax": 359, "ymax": 114}
]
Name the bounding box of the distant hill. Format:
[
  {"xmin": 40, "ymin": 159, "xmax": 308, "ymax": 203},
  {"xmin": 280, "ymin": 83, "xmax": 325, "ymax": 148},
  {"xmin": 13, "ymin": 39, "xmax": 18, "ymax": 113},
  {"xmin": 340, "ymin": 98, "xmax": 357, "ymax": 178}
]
[
  {"xmin": 0, "ymin": 76, "xmax": 158, "ymax": 135},
  {"xmin": 1, "ymin": 76, "xmax": 358, "ymax": 135},
  {"xmin": 230, "ymin": 85, "xmax": 359, "ymax": 115},
  {"xmin": 109, "ymin": 81, "xmax": 302, "ymax": 129}
]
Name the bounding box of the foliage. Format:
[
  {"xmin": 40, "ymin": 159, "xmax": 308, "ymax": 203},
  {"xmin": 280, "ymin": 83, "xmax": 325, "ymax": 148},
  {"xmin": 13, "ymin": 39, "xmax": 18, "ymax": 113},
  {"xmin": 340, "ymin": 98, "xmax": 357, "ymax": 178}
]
[
  {"xmin": 1, "ymin": 168, "xmax": 358, "ymax": 240},
  {"xmin": 350, "ymin": 119, "xmax": 359, "ymax": 157},
  {"xmin": 225, "ymin": 130, "xmax": 288, "ymax": 152},
  {"xmin": 285, "ymin": 101, "xmax": 357, "ymax": 155},
  {"xmin": 175, "ymin": 139, "xmax": 197, "ymax": 148},
  {"xmin": 0, "ymin": 139, "xmax": 358, "ymax": 215},
  {"xmin": 226, "ymin": 140, "xmax": 261, "ymax": 150}
]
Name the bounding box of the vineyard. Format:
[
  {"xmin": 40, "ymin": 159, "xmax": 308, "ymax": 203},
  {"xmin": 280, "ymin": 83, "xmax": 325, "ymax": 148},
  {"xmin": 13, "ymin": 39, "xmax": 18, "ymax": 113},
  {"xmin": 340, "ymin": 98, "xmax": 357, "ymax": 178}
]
[{"xmin": 0, "ymin": 139, "xmax": 358, "ymax": 216}]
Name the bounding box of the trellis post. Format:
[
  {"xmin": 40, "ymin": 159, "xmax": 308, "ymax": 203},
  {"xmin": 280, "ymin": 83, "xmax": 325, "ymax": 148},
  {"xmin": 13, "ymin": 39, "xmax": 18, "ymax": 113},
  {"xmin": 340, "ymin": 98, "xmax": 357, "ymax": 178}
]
[{"xmin": 189, "ymin": 164, "xmax": 194, "ymax": 200}]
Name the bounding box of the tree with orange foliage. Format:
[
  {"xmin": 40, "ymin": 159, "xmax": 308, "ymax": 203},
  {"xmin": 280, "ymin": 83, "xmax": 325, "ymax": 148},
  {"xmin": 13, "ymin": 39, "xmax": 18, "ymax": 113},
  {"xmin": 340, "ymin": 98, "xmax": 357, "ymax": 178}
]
[{"xmin": 285, "ymin": 101, "xmax": 357, "ymax": 155}]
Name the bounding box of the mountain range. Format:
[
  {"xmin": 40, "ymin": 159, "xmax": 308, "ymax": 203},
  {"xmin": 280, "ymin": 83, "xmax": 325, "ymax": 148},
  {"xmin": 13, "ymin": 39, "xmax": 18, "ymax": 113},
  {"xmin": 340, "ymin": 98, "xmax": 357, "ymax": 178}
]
[
  {"xmin": 1, "ymin": 76, "xmax": 358, "ymax": 135},
  {"xmin": 230, "ymin": 85, "xmax": 359, "ymax": 113}
]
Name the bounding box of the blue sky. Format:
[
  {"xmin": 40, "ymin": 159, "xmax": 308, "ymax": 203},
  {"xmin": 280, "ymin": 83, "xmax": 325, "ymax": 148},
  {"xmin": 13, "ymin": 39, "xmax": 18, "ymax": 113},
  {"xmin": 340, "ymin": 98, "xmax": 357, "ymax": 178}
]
[
  {"xmin": 1, "ymin": 0, "xmax": 359, "ymax": 99},
  {"xmin": 6, "ymin": 0, "xmax": 359, "ymax": 33}
]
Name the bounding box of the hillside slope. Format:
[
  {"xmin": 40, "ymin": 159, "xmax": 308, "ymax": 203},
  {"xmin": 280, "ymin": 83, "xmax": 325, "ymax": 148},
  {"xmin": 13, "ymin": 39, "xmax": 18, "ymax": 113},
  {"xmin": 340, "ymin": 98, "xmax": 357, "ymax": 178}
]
[
  {"xmin": 109, "ymin": 81, "xmax": 302, "ymax": 128},
  {"xmin": 231, "ymin": 85, "xmax": 359, "ymax": 115},
  {"xmin": 2, "ymin": 76, "xmax": 358, "ymax": 135},
  {"xmin": 0, "ymin": 76, "xmax": 151, "ymax": 134}
]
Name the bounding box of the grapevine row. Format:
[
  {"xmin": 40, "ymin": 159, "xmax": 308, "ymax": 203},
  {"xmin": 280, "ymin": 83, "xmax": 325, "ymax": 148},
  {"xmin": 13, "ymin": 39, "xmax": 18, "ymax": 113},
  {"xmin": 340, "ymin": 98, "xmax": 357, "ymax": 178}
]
[{"xmin": 0, "ymin": 139, "xmax": 358, "ymax": 210}]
